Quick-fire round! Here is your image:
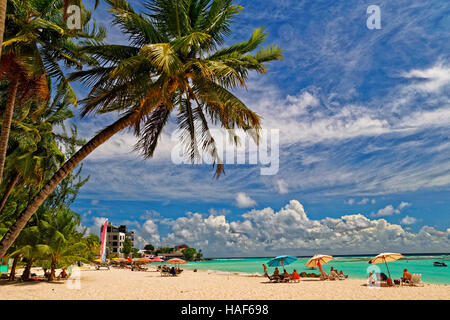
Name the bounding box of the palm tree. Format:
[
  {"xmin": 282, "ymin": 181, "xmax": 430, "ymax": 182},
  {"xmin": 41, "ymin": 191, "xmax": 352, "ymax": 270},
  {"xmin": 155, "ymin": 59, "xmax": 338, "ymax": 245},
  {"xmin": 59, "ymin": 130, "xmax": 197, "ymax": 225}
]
[
  {"xmin": 0, "ymin": 0, "xmax": 7, "ymax": 57},
  {"xmin": 0, "ymin": 0, "xmax": 104, "ymax": 184},
  {"xmin": 8, "ymin": 224, "xmax": 44, "ymax": 280},
  {"xmin": 0, "ymin": 82, "xmax": 76, "ymax": 213},
  {"xmin": 0, "ymin": 0, "xmax": 282, "ymax": 257},
  {"xmin": 37, "ymin": 208, "xmax": 86, "ymax": 281}
]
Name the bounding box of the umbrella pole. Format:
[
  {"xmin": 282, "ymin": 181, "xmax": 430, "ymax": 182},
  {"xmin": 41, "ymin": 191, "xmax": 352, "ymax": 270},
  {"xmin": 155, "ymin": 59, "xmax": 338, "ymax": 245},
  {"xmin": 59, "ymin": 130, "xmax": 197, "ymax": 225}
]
[{"xmin": 384, "ymin": 258, "xmax": 392, "ymax": 285}]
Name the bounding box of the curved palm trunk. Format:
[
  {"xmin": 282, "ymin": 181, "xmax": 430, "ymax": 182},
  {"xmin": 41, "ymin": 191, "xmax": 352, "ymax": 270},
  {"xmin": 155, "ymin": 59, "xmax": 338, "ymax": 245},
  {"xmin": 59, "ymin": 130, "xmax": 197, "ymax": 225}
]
[
  {"xmin": 0, "ymin": 112, "xmax": 138, "ymax": 257},
  {"xmin": 8, "ymin": 254, "xmax": 18, "ymax": 281},
  {"xmin": 0, "ymin": 0, "xmax": 7, "ymax": 57},
  {"xmin": 0, "ymin": 78, "xmax": 19, "ymax": 184},
  {"xmin": 0, "ymin": 170, "xmax": 21, "ymax": 212}
]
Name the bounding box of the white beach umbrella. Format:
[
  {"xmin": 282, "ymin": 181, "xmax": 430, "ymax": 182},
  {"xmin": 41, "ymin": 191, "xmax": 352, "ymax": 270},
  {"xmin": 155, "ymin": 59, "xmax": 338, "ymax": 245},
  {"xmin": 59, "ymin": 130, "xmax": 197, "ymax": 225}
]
[
  {"xmin": 305, "ymin": 254, "xmax": 333, "ymax": 269},
  {"xmin": 368, "ymin": 253, "xmax": 404, "ymax": 281}
]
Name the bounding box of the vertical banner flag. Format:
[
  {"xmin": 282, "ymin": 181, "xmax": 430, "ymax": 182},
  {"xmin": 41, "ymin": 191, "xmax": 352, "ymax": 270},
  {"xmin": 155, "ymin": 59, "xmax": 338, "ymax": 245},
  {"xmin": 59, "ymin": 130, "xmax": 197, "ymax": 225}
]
[{"xmin": 100, "ymin": 219, "xmax": 108, "ymax": 262}]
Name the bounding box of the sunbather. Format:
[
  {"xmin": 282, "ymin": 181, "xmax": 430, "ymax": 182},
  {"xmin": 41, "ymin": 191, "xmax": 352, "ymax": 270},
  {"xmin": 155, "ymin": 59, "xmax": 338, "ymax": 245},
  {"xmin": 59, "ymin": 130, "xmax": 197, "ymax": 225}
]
[
  {"xmin": 282, "ymin": 270, "xmax": 291, "ymax": 281},
  {"xmin": 273, "ymin": 267, "xmax": 280, "ymax": 277},
  {"xmin": 401, "ymin": 269, "xmax": 412, "ymax": 282},
  {"xmin": 292, "ymin": 269, "xmax": 300, "ymax": 282},
  {"xmin": 338, "ymin": 270, "xmax": 348, "ymax": 278}
]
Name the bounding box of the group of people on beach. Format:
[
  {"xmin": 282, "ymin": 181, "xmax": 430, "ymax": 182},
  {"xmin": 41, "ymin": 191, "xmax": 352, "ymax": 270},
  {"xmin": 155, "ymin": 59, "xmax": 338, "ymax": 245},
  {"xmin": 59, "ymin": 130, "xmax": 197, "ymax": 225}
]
[
  {"xmin": 158, "ymin": 265, "xmax": 183, "ymax": 276},
  {"xmin": 262, "ymin": 264, "xmax": 347, "ymax": 282},
  {"xmin": 367, "ymin": 268, "xmax": 414, "ymax": 286}
]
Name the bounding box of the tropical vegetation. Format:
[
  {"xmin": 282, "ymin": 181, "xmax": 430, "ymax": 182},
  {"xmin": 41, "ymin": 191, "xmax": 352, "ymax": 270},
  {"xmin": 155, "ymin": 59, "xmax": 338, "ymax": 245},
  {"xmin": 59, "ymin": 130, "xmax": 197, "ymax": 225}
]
[{"xmin": 0, "ymin": 0, "xmax": 282, "ymax": 265}]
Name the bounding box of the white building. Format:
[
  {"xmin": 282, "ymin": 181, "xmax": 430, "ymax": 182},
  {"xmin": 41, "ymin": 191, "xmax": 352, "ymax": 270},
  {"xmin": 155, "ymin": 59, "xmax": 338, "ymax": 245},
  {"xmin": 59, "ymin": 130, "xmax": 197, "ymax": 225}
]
[{"xmin": 101, "ymin": 222, "xmax": 134, "ymax": 256}]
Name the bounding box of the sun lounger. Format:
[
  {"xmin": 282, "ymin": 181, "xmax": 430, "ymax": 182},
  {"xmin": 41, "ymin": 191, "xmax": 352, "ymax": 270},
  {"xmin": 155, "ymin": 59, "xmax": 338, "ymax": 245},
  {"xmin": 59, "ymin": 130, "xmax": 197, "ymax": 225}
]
[
  {"xmin": 319, "ymin": 270, "xmax": 329, "ymax": 280},
  {"xmin": 265, "ymin": 273, "xmax": 281, "ymax": 283},
  {"xmin": 403, "ymin": 274, "xmax": 424, "ymax": 287},
  {"xmin": 330, "ymin": 270, "xmax": 341, "ymax": 280}
]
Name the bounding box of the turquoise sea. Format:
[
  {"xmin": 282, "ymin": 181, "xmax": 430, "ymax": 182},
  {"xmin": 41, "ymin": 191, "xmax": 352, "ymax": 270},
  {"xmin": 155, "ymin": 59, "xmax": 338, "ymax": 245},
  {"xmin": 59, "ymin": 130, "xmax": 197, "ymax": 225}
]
[{"xmin": 181, "ymin": 255, "xmax": 450, "ymax": 285}]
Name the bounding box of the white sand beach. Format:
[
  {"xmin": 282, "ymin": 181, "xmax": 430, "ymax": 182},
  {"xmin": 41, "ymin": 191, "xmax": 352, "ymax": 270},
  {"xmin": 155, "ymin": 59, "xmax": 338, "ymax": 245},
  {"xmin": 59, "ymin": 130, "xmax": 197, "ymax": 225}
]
[{"xmin": 0, "ymin": 267, "xmax": 448, "ymax": 300}]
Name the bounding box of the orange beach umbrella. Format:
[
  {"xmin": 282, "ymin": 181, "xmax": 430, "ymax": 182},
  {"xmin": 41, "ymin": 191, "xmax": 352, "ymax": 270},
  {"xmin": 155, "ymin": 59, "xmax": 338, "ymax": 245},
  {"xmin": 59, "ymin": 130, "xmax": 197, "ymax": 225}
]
[{"xmin": 167, "ymin": 258, "xmax": 187, "ymax": 265}]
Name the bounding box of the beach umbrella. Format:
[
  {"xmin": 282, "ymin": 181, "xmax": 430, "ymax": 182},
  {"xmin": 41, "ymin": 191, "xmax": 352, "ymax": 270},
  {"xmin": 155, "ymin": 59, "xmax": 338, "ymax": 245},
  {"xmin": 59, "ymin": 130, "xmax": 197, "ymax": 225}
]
[
  {"xmin": 267, "ymin": 255, "xmax": 297, "ymax": 268},
  {"xmin": 137, "ymin": 258, "xmax": 152, "ymax": 263},
  {"xmin": 368, "ymin": 253, "xmax": 403, "ymax": 281},
  {"xmin": 167, "ymin": 258, "xmax": 187, "ymax": 265},
  {"xmin": 150, "ymin": 257, "xmax": 164, "ymax": 262},
  {"xmin": 305, "ymin": 254, "xmax": 333, "ymax": 272}
]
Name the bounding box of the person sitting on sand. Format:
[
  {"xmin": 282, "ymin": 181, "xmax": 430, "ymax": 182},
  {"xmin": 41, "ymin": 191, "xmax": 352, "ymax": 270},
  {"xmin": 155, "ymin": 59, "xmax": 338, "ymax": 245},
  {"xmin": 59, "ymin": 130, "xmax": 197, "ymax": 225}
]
[
  {"xmin": 170, "ymin": 266, "xmax": 177, "ymax": 276},
  {"xmin": 59, "ymin": 268, "xmax": 67, "ymax": 279},
  {"xmin": 292, "ymin": 269, "xmax": 300, "ymax": 282},
  {"xmin": 367, "ymin": 272, "xmax": 376, "ymax": 285},
  {"xmin": 401, "ymin": 269, "xmax": 412, "ymax": 282}
]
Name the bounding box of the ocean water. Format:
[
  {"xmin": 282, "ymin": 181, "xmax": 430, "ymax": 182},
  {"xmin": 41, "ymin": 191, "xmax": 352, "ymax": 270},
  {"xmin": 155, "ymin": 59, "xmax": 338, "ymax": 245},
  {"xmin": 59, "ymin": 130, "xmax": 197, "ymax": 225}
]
[{"xmin": 181, "ymin": 255, "xmax": 450, "ymax": 285}]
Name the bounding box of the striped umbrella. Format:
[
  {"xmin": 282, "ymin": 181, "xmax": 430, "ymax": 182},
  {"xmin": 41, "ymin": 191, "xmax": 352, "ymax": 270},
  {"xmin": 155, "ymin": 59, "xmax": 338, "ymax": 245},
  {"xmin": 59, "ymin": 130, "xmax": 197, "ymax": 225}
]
[
  {"xmin": 167, "ymin": 258, "xmax": 187, "ymax": 264},
  {"xmin": 267, "ymin": 255, "xmax": 297, "ymax": 268},
  {"xmin": 368, "ymin": 253, "xmax": 403, "ymax": 282},
  {"xmin": 305, "ymin": 254, "xmax": 333, "ymax": 272}
]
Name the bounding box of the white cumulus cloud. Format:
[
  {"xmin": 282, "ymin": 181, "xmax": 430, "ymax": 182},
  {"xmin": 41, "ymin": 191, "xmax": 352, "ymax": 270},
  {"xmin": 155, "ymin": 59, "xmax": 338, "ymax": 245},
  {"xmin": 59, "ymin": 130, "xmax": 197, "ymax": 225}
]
[{"xmin": 235, "ymin": 192, "xmax": 257, "ymax": 208}]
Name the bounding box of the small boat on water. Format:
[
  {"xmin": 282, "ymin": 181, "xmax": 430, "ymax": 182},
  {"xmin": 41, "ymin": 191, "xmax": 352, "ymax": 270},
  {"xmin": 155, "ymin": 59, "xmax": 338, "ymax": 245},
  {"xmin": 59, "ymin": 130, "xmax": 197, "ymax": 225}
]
[{"xmin": 433, "ymin": 262, "xmax": 447, "ymax": 267}]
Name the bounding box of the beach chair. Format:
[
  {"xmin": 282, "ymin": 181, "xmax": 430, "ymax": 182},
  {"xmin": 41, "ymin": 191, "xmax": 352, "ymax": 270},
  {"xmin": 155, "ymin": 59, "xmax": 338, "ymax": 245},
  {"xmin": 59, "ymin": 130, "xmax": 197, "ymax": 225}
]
[
  {"xmin": 319, "ymin": 270, "xmax": 329, "ymax": 280},
  {"xmin": 404, "ymin": 274, "xmax": 424, "ymax": 287},
  {"xmin": 265, "ymin": 272, "xmax": 281, "ymax": 283},
  {"xmin": 330, "ymin": 270, "xmax": 341, "ymax": 280}
]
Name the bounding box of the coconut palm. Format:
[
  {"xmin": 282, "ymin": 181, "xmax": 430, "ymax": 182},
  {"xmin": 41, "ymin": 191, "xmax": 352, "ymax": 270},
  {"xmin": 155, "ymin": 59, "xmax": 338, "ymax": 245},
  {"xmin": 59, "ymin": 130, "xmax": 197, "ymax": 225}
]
[
  {"xmin": 0, "ymin": 0, "xmax": 6, "ymax": 57},
  {"xmin": 8, "ymin": 224, "xmax": 44, "ymax": 280},
  {"xmin": 0, "ymin": 0, "xmax": 103, "ymax": 184},
  {"xmin": 37, "ymin": 208, "xmax": 86, "ymax": 281},
  {"xmin": 0, "ymin": 0, "xmax": 282, "ymax": 257},
  {"xmin": 0, "ymin": 82, "xmax": 77, "ymax": 213}
]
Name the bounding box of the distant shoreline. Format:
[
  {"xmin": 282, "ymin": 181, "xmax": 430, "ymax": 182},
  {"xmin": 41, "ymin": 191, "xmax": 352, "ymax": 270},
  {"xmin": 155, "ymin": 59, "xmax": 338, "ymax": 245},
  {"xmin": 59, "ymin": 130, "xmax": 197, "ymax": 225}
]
[{"xmin": 203, "ymin": 253, "xmax": 450, "ymax": 260}]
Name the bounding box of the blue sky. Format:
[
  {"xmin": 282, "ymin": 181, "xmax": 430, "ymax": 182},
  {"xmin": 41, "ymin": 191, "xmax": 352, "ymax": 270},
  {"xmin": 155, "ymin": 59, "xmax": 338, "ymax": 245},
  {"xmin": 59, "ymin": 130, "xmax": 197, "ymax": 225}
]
[{"xmin": 70, "ymin": 0, "xmax": 450, "ymax": 257}]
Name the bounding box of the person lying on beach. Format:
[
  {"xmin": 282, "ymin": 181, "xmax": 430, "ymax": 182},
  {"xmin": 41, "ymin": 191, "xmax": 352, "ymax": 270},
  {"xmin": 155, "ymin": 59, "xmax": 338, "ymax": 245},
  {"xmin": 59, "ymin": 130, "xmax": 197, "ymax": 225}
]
[{"xmin": 401, "ymin": 269, "xmax": 412, "ymax": 282}]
